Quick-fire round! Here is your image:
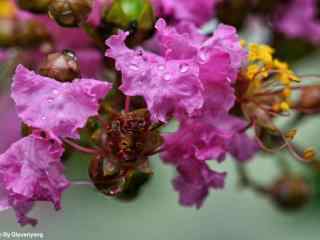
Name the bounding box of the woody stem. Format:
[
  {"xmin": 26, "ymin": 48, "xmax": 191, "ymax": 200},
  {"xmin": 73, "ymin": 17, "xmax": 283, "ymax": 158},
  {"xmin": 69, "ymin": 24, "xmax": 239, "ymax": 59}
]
[{"xmin": 125, "ymin": 96, "xmax": 131, "ymax": 113}]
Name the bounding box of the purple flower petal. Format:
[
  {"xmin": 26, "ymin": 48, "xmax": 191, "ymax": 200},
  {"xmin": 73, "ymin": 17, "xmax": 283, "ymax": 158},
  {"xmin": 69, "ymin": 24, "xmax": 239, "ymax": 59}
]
[
  {"xmin": 11, "ymin": 65, "xmax": 111, "ymax": 139},
  {"xmin": 106, "ymin": 31, "xmax": 204, "ymax": 122},
  {"xmin": 173, "ymin": 159, "xmax": 226, "ymax": 208},
  {"xmin": 0, "ymin": 134, "xmax": 69, "ymax": 226}
]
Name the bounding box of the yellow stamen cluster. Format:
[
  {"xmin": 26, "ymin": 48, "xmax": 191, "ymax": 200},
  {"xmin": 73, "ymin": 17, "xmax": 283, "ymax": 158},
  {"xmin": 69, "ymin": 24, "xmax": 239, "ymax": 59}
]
[
  {"xmin": 245, "ymin": 43, "xmax": 300, "ymax": 112},
  {"xmin": 0, "ymin": 0, "xmax": 16, "ymax": 18}
]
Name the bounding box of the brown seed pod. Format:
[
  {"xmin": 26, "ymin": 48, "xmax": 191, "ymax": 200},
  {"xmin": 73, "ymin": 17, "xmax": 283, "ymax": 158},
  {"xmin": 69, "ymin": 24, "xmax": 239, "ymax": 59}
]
[
  {"xmin": 296, "ymin": 85, "xmax": 320, "ymax": 113},
  {"xmin": 270, "ymin": 176, "xmax": 312, "ymax": 211}
]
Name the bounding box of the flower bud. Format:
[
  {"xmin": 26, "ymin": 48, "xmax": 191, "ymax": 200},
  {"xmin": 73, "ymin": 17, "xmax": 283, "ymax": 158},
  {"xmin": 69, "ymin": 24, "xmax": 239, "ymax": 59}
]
[
  {"xmin": 103, "ymin": 0, "xmax": 155, "ymax": 33},
  {"xmin": 270, "ymin": 176, "xmax": 312, "ymax": 211},
  {"xmin": 16, "ymin": 0, "xmax": 51, "ymax": 14},
  {"xmin": 296, "ymin": 85, "xmax": 320, "ymax": 113},
  {"xmin": 48, "ymin": 0, "xmax": 92, "ymax": 27},
  {"xmin": 39, "ymin": 50, "xmax": 81, "ymax": 82}
]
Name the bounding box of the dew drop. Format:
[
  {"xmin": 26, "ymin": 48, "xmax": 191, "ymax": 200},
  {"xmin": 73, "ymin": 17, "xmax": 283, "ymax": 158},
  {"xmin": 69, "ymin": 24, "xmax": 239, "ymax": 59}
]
[
  {"xmin": 129, "ymin": 63, "xmax": 139, "ymax": 71},
  {"xmin": 47, "ymin": 97, "xmax": 54, "ymax": 103},
  {"xmin": 41, "ymin": 116, "xmax": 47, "ymax": 120},
  {"xmin": 158, "ymin": 64, "xmax": 165, "ymax": 71},
  {"xmin": 164, "ymin": 73, "xmax": 171, "ymax": 81},
  {"xmin": 199, "ymin": 49, "xmax": 209, "ymax": 62},
  {"xmin": 52, "ymin": 89, "xmax": 59, "ymax": 95}
]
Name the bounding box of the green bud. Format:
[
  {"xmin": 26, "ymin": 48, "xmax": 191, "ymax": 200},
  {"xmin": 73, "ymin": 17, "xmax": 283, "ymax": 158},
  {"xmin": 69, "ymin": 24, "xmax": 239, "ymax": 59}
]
[
  {"xmin": 48, "ymin": 0, "xmax": 92, "ymax": 27},
  {"xmin": 103, "ymin": 0, "xmax": 155, "ymax": 32},
  {"xmin": 39, "ymin": 50, "xmax": 81, "ymax": 82},
  {"xmin": 16, "ymin": 0, "xmax": 51, "ymax": 14}
]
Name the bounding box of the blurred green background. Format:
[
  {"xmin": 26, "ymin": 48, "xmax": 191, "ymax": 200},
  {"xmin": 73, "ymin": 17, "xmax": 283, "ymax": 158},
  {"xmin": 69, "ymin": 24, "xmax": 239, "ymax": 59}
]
[{"xmin": 1, "ymin": 46, "xmax": 320, "ymax": 240}]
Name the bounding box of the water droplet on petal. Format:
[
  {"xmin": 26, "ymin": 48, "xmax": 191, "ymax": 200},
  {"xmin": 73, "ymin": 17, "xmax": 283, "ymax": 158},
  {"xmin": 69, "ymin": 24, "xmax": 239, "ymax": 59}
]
[
  {"xmin": 179, "ymin": 63, "xmax": 189, "ymax": 73},
  {"xmin": 199, "ymin": 49, "xmax": 209, "ymax": 63},
  {"xmin": 129, "ymin": 63, "xmax": 139, "ymax": 71},
  {"xmin": 164, "ymin": 73, "xmax": 171, "ymax": 81},
  {"xmin": 47, "ymin": 97, "xmax": 54, "ymax": 103},
  {"xmin": 52, "ymin": 89, "xmax": 59, "ymax": 95},
  {"xmin": 158, "ymin": 64, "xmax": 165, "ymax": 71},
  {"xmin": 41, "ymin": 116, "xmax": 47, "ymax": 120}
]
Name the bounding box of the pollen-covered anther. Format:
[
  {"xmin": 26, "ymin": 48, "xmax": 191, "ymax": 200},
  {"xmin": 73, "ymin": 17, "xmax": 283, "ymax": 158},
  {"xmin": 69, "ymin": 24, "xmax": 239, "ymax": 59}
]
[
  {"xmin": 282, "ymin": 88, "xmax": 292, "ymax": 98},
  {"xmin": 303, "ymin": 148, "xmax": 316, "ymax": 162}
]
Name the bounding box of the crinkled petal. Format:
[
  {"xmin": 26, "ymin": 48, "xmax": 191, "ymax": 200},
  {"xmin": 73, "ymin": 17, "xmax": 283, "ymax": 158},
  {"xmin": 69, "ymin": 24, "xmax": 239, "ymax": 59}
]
[
  {"xmin": 106, "ymin": 31, "xmax": 203, "ymax": 122},
  {"xmin": 155, "ymin": 19, "xmax": 245, "ymax": 84},
  {"xmin": 162, "ymin": 114, "xmax": 237, "ymax": 164},
  {"xmin": 12, "ymin": 65, "xmax": 111, "ymax": 139},
  {"xmin": 173, "ymin": 159, "xmax": 226, "ymax": 208},
  {"xmin": 201, "ymin": 24, "xmax": 247, "ymax": 82},
  {"xmin": 0, "ymin": 134, "xmax": 69, "ymax": 226},
  {"xmin": 155, "ymin": 19, "xmax": 201, "ymax": 60},
  {"xmin": 0, "ymin": 184, "xmax": 10, "ymax": 211},
  {"xmin": 228, "ymin": 133, "xmax": 259, "ymax": 162},
  {"xmin": 223, "ymin": 116, "xmax": 259, "ymax": 162}
]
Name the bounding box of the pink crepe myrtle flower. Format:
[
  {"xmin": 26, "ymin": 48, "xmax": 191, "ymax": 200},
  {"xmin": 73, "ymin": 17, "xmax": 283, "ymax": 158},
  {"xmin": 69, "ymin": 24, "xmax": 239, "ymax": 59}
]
[
  {"xmin": 105, "ymin": 19, "xmax": 254, "ymax": 207},
  {"xmin": 152, "ymin": 0, "xmax": 220, "ymax": 26},
  {"xmin": 275, "ymin": 0, "xmax": 320, "ymax": 44},
  {"xmin": 0, "ymin": 64, "xmax": 111, "ymax": 226},
  {"xmin": 0, "ymin": 134, "xmax": 69, "ymax": 226},
  {"xmin": 102, "ymin": 18, "xmax": 253, "ymax": 207},
  {"xmin": 161, "ymin": 117, "xmax": 227, "ymax": 208},
  {"xmin": 106, "ymin": 18, "xmax": 246, "ymax": 122},
  {"xmin": 161, "ymin": 114, "xmax": 258, "ymax": 207}
]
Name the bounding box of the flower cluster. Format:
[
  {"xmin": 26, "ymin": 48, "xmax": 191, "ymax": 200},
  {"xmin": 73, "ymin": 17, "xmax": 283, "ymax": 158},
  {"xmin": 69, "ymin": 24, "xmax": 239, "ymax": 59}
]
[{"xmin": 0, "ymin": 0, "xmax": 319, "ymax": 227}]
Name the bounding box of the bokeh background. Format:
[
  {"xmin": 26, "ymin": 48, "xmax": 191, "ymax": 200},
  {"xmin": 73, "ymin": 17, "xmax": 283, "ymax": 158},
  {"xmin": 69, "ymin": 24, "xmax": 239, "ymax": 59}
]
[{"xmin": 1, "ymin": 48, "xmax": 320, "ymax": 239}]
